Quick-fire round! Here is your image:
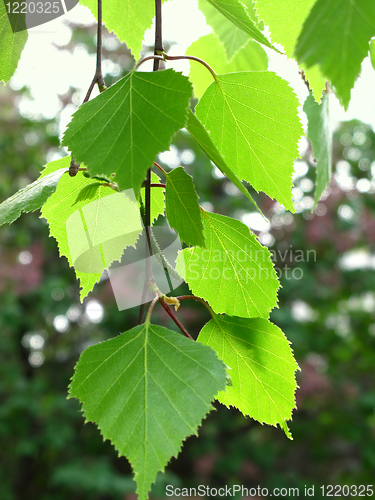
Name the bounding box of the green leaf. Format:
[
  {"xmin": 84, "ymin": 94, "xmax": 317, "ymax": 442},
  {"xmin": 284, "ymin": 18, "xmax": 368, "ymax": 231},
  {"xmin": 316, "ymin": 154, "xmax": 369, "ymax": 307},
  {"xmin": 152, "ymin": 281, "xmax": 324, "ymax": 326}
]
[
  {"xmin": 62, "ymin": 69, "xmax": 192, "ymax": 197},
  {"xmin": 0, "ymin": 5, "xmax": 28, "ymax": 84},
  {"xmin": 195, "ymin": 72, "xmax": 303, "ymax": 212},
  {"xmin": 141, "ymin": 172, "xmax": 165, "ymax": 224},
  {"xmin": 295, "ymin": 0, "xmax": 375, "ymax": 109},
  {"xmin": 198, "ymin": 315, "xmax": 299, "ymax": 439},
  {"xmin": 175, "ymin": 210, "xmax": 279, "ymax": 318},
  {"xmin": 198, "ymin": 0, "xmax": 260, "ymax": 61},
  {"xmin": 40, "ymin": 156, "xmax": 144, "ymax": 300},
  {"xmin": 0, "ymin": 168, "xmax": 66, "ymax": 226},
  {"xmin": 79, "ymin": 0, "xmax": 153, "ymax": 60},
  {"xmin": 73, "ymin": 182, "xmax": 103, "ymax": 205},
  {"xmin": 201, "ymin": 0, "xmax": 275, "ymax": 54},
  {"xmin": 187, "ymin": 33, "xmax": 267, "ymax": 98},
  {"xmin": 166, "ymin": 167, "xmax": 205, "ymax": 247},
  {"xmin": 370, "ymin": 39, "xmax": 375, "ymax": 70},
  {"xmin": 68, "ymin": 322, "xmax": 227, "ymax": 500},
  {"xmin": 254, "ymin": 0, "xmax": 326, "ymax": 103},
  {"xmin": 185, "ymin": 110, "xmax": 263, "ymax": 214},
  {"xmin": 303, "ymin": 92, "xmax": 332, "ymax": 209}
]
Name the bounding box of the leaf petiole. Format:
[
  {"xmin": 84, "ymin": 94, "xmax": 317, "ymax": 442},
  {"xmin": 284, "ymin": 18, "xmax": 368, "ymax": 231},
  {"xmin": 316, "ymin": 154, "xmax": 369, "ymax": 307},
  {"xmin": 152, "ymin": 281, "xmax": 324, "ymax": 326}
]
[
  {"xmin": 177, "ymin": 294, "xmax": 215, "ymax": 319},
  {"xmin": 163, "ymin": 53, "xmax": 218, "ymax": 85}
]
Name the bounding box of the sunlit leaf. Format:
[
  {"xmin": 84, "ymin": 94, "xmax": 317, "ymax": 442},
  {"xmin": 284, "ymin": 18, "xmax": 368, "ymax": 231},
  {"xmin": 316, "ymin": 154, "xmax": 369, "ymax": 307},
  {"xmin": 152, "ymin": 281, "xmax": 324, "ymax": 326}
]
[
  {"xmin": 198, "ymin": 314, "xmax": 299, "ymax": 439},
  {"xmin": 303, "ymin": 92, "xmax": 332, "ymax": 208},
  {"xmin": 40, "ymin": 156, "xmax": 144, "ymax": 300},
  {"xmin": 196, "ymin": 72, "xmax": 303, "ymax": 211},
  {"xmin": 176, "ymin": 210, "xmax": 279, "ymax": 318},
  {"xmin": 73, "ymin": 182, "xmax": 103, "ymax": 205},
  {"xmin": 187, "ymin": 33, "xmax": 267, "ymax": 98},
  {"xmin": 185, "ymin": 110, "xmax": 263, "ymax": 214},
  {"xmin": 201, "ymin": 0, "xmax": 275, "ymax": 53},
  {"xmin": 254, "ymin": 0, "xmax": 326, "ymax": 103},
  {"xmin": 79, "ymin": 0, "xmax": 153, "ymax": 61},
  {"xmin": 198, "ymin": 0, "xmax": 261, "ymax": 60},
  {"xmin": 295, "ymin": 0, "xmax": 375, "ymax": 109},
  {"xmin": 0, "ymin": 5, "xmax": 28, "ymax": 84}
]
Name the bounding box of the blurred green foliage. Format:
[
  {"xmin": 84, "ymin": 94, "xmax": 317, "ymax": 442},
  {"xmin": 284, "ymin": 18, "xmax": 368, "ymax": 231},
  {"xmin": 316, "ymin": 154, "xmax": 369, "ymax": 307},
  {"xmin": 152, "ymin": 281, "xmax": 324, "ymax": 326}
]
[{"xmin": 1, "ymin": 22, "xmax": 375, "ymax": 500}]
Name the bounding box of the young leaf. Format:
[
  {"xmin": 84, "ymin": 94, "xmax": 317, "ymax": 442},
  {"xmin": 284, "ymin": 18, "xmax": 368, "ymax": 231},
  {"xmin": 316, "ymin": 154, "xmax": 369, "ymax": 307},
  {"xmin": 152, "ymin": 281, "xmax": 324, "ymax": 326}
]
[
  {"xmin": 68, "ymin": 322, "xmax": 227, "ymax": 500},
  {"xmin": 198, "ymin": 0, "xmax": 261, "ymax": 61},
  {"xmin": 0, "ymin": 5, "xmax": 28, "ymax": 84},
  {"xmin": 73, "ymin": 182, "xmax": 103, "ymax": 205},
  {"xmin": 0, "ymin": 168, "xmax": 66, "ymax": 227},
  {"xmin": 303, "ymin": 92, "xmax": 332, "ymax": 208},
  {"xmin": 202, "ymin": 0, "xmax": 275, "ymax": 53},
  {"xmin": 254, "ymin": 0, "xmax": 326, "ymax": 103},
  {"xmin": 175, "ymin": 210, "xmax": 279, "ymax": 318},
  {"xmin": 40, "ymin": 156, "xmax": 143, "ymax": 300},
  {"xmin": 185, "ymin": 110, "xmax": 262, "ymax": 214},
  {"xmin": 195, "ymin": 72, "xmax": 303, "ymax": 212},
  {"xmin": 295, "ymin": 0, "xmax": 375, "ymax": 110},
  {"xmin": 62, "ymin": 69, "xmax": 192, "ymax": 197},
  {"xmin": 79, "ymin": 0, "xmax": 153, "ymax": 61},
  {"xmin": 166, "ymin": 167, "xmax": 205, "ymax": 247},
  {"xmin": 198, "ymin": 315, "xmax": 299, "ymax": 439},
  {"xmin": 187, "ymin": 33, "xmax": 267, "ymax": 98}
]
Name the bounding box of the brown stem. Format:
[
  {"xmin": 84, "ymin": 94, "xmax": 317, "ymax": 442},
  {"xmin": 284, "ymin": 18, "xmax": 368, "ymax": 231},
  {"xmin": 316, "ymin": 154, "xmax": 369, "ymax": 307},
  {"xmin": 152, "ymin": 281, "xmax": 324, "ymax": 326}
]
[
  {"xmin": 153, "ymin": 0, "xmax": 164, "ymax": 71},
  {"xmin": 299, "ymin": 69, "xmax": 311, "ymax": 92},
  {"xmin": 70, "ymin": 0, "xmax": 106, "ymax": 177},
  {"xmin": 135, "ymin": 55, "xmax": 164, "ymax": 71},
  {"xmin": 159, "ymin": 296, "xmax": 194, "ymax": 340},
  {"xmin": 178, "ymin": 295, "xmax": 215, "ymax": 317},
  {"xmin": 141, "ymin": 182, "xmax": 166, "ymax": 188},
  {"xmin": 154, "ymin": 161, "xmax": 167, "ymax": 175},
  {"xmin": 95, "ymin": 0, "xmax": 105, "ymax": 89},
  {"xmin": 138, "ymin": 0, "xmax": 162, "ymax": 325},
  {"xmin": 83, "ymin": 0, "xmax": 106, "ymax": 103}
]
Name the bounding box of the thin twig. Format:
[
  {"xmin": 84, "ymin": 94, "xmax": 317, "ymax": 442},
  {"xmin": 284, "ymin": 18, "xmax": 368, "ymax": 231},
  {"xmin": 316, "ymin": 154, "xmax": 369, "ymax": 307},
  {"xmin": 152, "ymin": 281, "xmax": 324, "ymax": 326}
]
[
  {"xmin": 141, "ymin": 182, "xmax": 166, "ymax": 188},
  {"xmin": 138, "ymin": 287, "xmax": 147, "ymax": 324},
  {"xmin": 164, "ymin": 54, "xmax": 218, "ymax": 84},
  {"xmin": 83, "ymin": 0, "xmax": 106, "ymax": 103},
  {"xmin": 70, "ymin": 0, "xmax": 106, "ymax": 177},
  {"xmin": 95, "ymin": 0, "xmax": 105, "ymax": 89},
  {"xmin": 153, "ymin": 0, "xmax": 164, "ymax": 71},
  {"xmin": 138, "ymin": 0, "xmax": 163, "ymax": 325},
  {"xmin": 135, "ymin": 55, "xmax": 164, "ymax": 71},
  {"xmin": 159, "ymin": 296, "xmax": 194, "ymax": 340},
  {"xmin": 178, "ymin": 294, "xmax": 215, "ymax": 318},
  {"xmin": 145, "ymin": 168, "xmax": 153, "ymax": 282},
  {"xmin": 154, "ymin": 161, "xmax": 167, "ymax": 175}
]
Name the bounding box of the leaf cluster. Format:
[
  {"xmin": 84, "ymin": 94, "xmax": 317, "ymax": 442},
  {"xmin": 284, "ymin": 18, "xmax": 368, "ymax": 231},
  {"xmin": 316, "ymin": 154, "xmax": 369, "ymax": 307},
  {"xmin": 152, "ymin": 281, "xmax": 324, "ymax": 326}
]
[{"xmin": 1, "ymin": 0, "xmax": 375, "ymax": 498}]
